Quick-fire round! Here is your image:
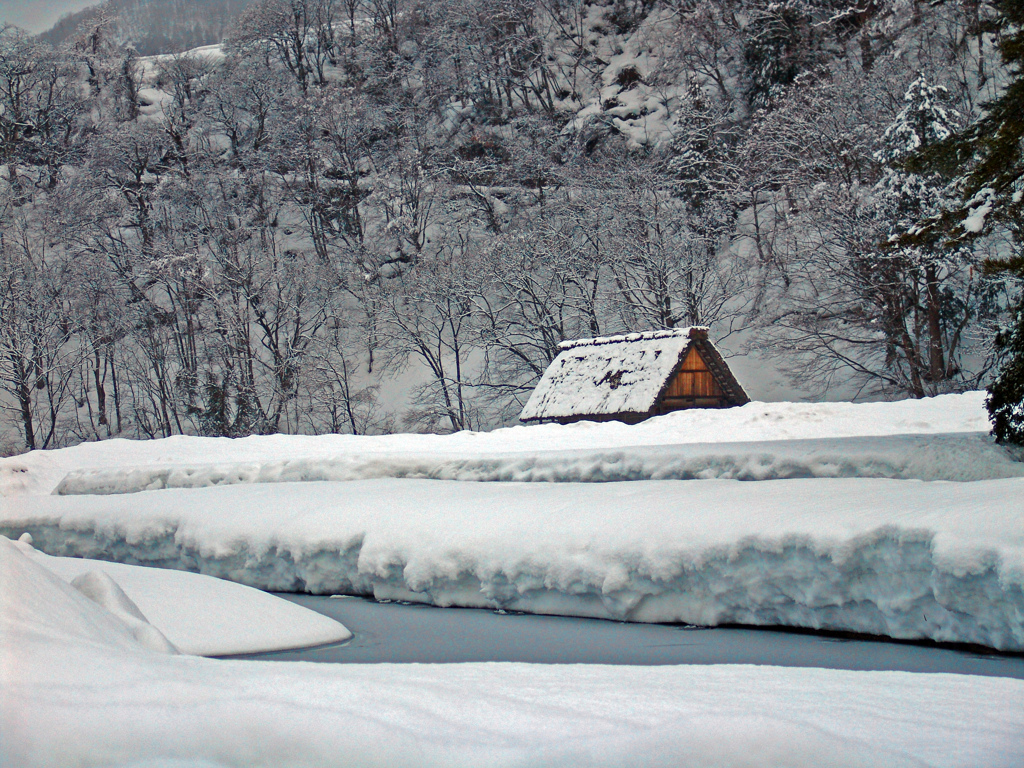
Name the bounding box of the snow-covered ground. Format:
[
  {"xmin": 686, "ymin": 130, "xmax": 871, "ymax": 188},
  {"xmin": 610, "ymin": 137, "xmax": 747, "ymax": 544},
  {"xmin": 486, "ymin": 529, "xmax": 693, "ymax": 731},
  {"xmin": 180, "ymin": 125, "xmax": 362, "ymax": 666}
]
[
  {"xmin": 5, "ymin": 475, "xmax": 1024, "ymax": 649},
  {"xmin": 3, "ymin": 392, "xmax": 1023, "ymax": 651},
  {"xmin": 46, "ymin": 432, "xmax": 1023, "ymax": 494},
  {"xmin": 3, "ymin": 393, "xmax": 1023, "ymax": 765},
  {"xmin": 0, "ymin": 392, "xmax": 1003, "ymax": 496},
  {"xmin": 7, "ymin": 535, "xmax": 350, "ymax": 656},
  {"xmin": 3, "ymin": 539, "xmax": 1022, "ymax": 768}
]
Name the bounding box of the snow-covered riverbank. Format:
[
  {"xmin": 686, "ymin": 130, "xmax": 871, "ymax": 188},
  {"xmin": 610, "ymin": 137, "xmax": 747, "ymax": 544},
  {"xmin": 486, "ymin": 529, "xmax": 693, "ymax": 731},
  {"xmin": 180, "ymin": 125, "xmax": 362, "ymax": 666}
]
[
  {"xmin": 6, "ymin": 476, "xmax": 1023, "ymax": 650},
  {"xmin": 46, "ymin": 432, "xmax": 1024, "ymax": 494},
  {"xmin": 5, "ymin": 535, "xmax": 350, "ymax": 655},
  {"xmin": 3, "ymin": 538, "xmax": 1022, "ymax": 768}
]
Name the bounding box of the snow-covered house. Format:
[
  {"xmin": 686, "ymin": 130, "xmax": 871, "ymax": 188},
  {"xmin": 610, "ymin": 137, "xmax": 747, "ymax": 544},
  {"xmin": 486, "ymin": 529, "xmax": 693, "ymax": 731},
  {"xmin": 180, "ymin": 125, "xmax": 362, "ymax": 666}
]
[{"xmin": 520, "ymin": 327, "xmax": 749, "ymax": 425}]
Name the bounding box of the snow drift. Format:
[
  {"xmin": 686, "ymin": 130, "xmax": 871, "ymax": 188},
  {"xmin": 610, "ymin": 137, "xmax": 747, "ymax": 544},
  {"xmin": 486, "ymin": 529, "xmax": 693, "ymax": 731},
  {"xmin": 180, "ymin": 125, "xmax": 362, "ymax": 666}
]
[
  {"xmin": 2, "ymin": 537, "xmax": 1022, "ymax": 768},
  {"xmin": 0, "ymin": 392, "xmax": 999, "ymax": 497},
  {"xmin": 50, "ymin": 432, "xmax": 1024, "ymax": 496},
  {"xmin": 18, "ymin": 539, "xmax": 352, "ymax": 656},
  {"xmin": 5, "ymin": 477, "xmax": 1024, "ymax": 650}
]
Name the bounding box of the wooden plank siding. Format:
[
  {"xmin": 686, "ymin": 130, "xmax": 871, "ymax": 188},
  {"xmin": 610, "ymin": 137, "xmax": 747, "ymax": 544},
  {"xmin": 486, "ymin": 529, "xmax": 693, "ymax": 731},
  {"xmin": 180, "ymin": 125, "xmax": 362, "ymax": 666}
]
[{"xmin": 660, "ymin": 348, "xmax": 726, "ymax": 411}]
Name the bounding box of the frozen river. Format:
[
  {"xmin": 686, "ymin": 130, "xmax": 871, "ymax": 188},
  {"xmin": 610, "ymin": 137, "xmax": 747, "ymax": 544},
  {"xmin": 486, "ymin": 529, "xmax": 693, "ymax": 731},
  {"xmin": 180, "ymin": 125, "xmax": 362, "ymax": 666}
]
[{"xmin": 234, "ymin": 594, "xmax": 1024, "ymax": 679}]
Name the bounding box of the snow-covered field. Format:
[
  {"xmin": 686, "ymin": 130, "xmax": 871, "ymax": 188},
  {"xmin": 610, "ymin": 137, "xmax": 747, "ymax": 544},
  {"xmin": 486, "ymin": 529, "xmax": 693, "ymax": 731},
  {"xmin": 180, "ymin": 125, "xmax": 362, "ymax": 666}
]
[
  {"xmin": 3, "ymin": 539, "xmax": 1023, "ymax": 768},
  {"xmin": 0, "ymin": 392, "xmax": 997, "ymax": 496},
  {"xmin": 47, "ymin": 432, "xmax": 1024, "ymax": 494},
  {"xmin": 3, "ymin": 392, "xmax": 1024, "ymax": 766},
  {"xmin": 2, "ymin": 391, "xmax": 1023, "ymax": 650}
]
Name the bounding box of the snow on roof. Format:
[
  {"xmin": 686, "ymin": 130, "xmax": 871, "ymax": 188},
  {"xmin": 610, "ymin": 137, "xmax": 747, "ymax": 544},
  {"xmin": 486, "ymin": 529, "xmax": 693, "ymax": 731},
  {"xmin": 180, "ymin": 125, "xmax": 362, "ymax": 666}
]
[{"xmin": 521, "ymin": 328, "xmax": 702, "ymax": 422}]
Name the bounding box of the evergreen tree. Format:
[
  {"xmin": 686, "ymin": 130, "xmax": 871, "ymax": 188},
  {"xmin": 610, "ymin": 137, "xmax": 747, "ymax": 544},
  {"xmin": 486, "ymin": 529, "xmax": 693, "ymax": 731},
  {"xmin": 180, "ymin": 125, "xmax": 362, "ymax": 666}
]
[
  {"xmin": 872, "ymin": 75, "xmax": 971, "ymax": 392},
  {"xmin": 743, "ymin": 1, "xmax": 813, "ymax": 109},
  {"xmin": 914, "ymin": 0, "xmax": 1024, "ymax": 442}
]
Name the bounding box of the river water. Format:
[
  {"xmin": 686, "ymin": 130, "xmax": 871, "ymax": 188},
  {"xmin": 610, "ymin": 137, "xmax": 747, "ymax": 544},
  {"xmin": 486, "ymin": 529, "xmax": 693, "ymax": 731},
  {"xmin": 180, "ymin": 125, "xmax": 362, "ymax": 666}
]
[{"xmin": 230, "ymin": 594, "xmax": 1024, "ymax": 679}]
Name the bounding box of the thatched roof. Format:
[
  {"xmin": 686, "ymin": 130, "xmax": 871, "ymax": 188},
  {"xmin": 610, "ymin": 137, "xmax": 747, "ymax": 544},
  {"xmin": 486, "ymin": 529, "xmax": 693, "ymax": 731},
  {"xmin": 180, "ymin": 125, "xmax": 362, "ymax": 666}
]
[{"xmin": 519, "ymin": 327, "xmax": 747, "ymax": 423}]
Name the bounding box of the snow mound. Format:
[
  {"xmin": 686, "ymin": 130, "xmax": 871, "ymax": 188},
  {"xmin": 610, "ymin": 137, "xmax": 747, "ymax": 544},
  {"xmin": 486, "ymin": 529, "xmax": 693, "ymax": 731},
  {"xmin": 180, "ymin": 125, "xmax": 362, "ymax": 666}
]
[
  {"xmin": 6, "ymin": 477, "xmax": 1024, "ymax": 650},
  {"xmin": 0, "ymin": 536, "xmax": 161, "ymax": 654},
  {"xmin": 3, "ymin": 535, "xmax": 1023, "ymax": 768},
  {"xmin": 51, "ymin": 433, "xmax": 1024, "ymax": 496},
  {"xmin": 70, "ymin": 570, "xmax": 178, "ymax": 654},
  {"xmin": 27, "ymin": 547, "xmax": 352, "ymax": 656},
  {"xmin": 0, "ymin": 392, "xmax": 994, "ymax": 497}
]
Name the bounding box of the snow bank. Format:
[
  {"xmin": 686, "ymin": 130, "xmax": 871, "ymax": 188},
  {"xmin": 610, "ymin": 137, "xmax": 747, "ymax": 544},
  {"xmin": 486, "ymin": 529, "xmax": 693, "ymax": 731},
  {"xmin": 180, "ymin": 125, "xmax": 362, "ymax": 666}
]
[
  {"xmin": 2, "ymin": 539, "xmax": 1022, "ymax": 768},
  {"xmin": 5, "ymin": 477, "xmax": 1024, "ymax": 650},
  {"xmin": 49, "ymin": 432, "xmax": 1024, "ymax": 496},
  {"xmin": 0, "ymin": 392, "xmax": 1002, "ymax": 497},
  {"xmin": 9, "ymin": 537, "xmax": 351, "ymax": 656}
]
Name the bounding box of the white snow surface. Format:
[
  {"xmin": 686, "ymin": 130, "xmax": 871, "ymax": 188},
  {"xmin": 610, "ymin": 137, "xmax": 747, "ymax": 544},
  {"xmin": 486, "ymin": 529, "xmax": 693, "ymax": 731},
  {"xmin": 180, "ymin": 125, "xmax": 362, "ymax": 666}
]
[
  {"xmin": 2, "ymin": 538, "xmax": 1023, "ymax": 768},
  {"xmin": 8, "ymin": 536, "xmax": 351, "ymax": 656},
  {"xmin": 69, "ymin": 568, "xmax": 180, "ymax": 654},
  {"xmin": 4, "ymin": 476, "xmax": 1024, "ymax": 650},
  {"xmin": 46, "ymin": 432, "xmax": 1024, "ymax": 495},
  {"xmin": 0, "ymin": 392, "xmax": 1001, "ymax": 497}
]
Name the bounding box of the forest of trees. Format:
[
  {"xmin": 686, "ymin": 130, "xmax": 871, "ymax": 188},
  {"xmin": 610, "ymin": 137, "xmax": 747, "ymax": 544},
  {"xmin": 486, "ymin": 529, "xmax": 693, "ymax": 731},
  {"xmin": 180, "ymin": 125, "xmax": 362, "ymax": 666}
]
[
  {"xmin": 38, "ymin": 0, "xmax": 255, "ymax": 55},
  {"xmin": 1, "ymin": 0, "xmax": 1021, "ymax": 452}
]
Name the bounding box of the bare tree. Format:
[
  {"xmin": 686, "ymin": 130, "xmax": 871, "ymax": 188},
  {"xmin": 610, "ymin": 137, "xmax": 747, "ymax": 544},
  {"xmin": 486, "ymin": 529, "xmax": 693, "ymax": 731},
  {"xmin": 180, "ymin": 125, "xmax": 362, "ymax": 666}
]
[
  {"xmin": 376, "ymin": 232, "xmax": 482, "ymax": 432},
  {"xmin": 0, "ymin": 198, "xmax": 83, "ymax": 450}
]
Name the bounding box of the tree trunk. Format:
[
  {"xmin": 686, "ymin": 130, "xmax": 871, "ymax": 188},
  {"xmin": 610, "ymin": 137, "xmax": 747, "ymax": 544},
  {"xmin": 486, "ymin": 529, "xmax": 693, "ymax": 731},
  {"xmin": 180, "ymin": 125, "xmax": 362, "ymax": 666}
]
[
  {"xmin": 925, "ymin": 263, "xmax": 945, "ymax": 383},
  {"xmin": 13, "ymin": 354, "xmax": 36, "ymax": 450}
]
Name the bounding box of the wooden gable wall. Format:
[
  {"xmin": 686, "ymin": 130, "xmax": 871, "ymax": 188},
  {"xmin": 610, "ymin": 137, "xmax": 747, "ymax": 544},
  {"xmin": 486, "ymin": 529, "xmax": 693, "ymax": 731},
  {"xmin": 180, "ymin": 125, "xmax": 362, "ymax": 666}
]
[{"xmin": 659, "ymin": 347, "xmax": 726, "ymax": 411}]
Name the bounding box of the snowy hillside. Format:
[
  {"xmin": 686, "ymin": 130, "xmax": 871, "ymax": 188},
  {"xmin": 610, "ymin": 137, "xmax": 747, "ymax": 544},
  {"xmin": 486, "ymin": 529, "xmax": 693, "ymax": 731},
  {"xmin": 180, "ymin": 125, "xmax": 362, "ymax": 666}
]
[{"xmin": 2, "ymin": 0, "xmax": 1018, "ymax": 452}]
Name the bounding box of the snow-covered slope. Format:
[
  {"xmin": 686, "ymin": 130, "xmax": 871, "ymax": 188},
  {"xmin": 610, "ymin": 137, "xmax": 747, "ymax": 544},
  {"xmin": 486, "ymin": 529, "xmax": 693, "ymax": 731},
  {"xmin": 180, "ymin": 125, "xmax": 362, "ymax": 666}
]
[
  {"xmin": 0, "ymin": 392, "xmax": 1001, "ymax": 496},
  {"xmin": 5, "ymin": 476, "xmax": 1023, "ymax": 650},
  {"xmin": 2, "ymin": 538, "xmax": 1022, "ymax": 768}
]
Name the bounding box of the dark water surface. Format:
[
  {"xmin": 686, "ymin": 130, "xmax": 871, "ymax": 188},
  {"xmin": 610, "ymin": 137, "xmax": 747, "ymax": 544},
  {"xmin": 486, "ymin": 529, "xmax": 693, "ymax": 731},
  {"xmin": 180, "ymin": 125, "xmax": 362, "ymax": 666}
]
[{"xmin": 234, "ymin": 594, "xmax": 1024, "ymax": 679}]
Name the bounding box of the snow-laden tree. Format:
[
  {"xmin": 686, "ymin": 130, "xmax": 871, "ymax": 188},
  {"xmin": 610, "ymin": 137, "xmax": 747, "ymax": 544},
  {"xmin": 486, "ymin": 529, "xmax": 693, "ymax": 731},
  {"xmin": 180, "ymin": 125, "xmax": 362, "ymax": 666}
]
[
  {"xmin": 0, "ymin": 28, "xmax": 85, "ymax": 190},
  {"xmin": 228, "ymin": 0, "xmax": 340, "ymax": 91},
  {"xmin": 743, "ymin": 0, "xmax": 814, "ymax": 109},
  {"xmin": 743, "ymin": 67, "xmax": 999, "ymax": 397},
  {"xmin": 0, "ymin": 196, "xmax": 83, "ymax": 449},
  {"xmin": 376, "ymin": 231, "xmax": 484, "ymax": 432},
  {"xmin": 905, "ymin": 0, "xmax": 1024, "ymax": 441},
  {"xmin": 868, "ymin": 75, "xmax": 984, "ymax": 394},
  {"xmin": 607, "ymin": 161, "xmax": 741, "ymax": 333}
]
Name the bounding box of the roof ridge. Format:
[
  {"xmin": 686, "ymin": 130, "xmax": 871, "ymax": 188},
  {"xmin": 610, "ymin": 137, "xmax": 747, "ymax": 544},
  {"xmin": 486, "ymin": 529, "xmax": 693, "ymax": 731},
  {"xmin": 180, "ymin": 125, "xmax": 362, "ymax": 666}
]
[{"xmin": 558, "ymin": 326, "xmax": 707, "ymax": 350}]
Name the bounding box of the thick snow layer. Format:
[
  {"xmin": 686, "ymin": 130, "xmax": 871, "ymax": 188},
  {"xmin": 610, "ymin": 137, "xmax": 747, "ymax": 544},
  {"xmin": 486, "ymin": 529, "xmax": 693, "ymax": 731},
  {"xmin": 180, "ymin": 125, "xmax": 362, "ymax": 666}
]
[
  {"xmin": 2, "ymin": 539, "xmax": 1022, "ymax": 768},
  {"xmin": 0, "ymin": 392, "xmax": 1000, "ymax": 497},
  {"xmin": 5, "ymin": 477, "xmax": 1024, "ymax": 650},
  {"xmin": 11, "ymin": 539, "xmax": 352, "ymax": 656},
  {"xmin": 49, "ymin": 433, "xmax": 1024, "ymax": 495}
]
